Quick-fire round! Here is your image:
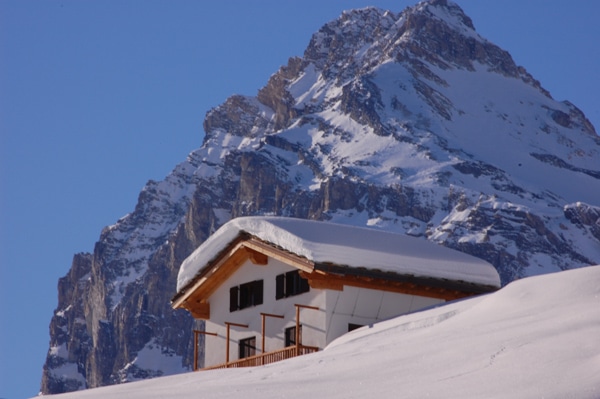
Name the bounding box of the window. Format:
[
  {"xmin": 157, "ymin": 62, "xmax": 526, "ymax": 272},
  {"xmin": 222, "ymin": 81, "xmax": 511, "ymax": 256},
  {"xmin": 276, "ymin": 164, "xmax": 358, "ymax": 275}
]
[
  {"xmin": 239, "ymin": 336, "xmax": 256, "ymax": 359},
  {"xmin": 275, "ymin": 270, "xmax": 310, "ymax": 300},
  {"xmin": 348, "ymin": 323, "xmax": 364, "ymax": 332},
  {"xmin": 230, "ymin": 280, "xmax": 264, "ymax": 312},
  {"xmin": 285, "ymin": 325, "xmax": 302, "ymax": 347}
]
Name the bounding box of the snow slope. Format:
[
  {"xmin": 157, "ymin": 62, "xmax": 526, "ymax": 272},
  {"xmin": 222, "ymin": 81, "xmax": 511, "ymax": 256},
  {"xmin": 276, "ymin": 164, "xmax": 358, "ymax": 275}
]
[{"xmin": 45, "ymin": 265, "xmax": 600, "ymax": 399}]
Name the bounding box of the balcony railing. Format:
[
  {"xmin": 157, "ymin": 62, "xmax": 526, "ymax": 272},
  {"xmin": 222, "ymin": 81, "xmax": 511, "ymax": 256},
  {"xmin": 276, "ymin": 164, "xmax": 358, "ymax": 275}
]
[{"xmin": 202, "ymin": 345, "xmax": 319, "ymax": 370}]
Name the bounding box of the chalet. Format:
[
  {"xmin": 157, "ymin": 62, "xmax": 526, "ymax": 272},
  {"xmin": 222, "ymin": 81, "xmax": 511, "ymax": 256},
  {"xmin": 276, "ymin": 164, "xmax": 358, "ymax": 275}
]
[{"xmin": 171, "ymin": 216, "xmax": 501, "ymax": 370}]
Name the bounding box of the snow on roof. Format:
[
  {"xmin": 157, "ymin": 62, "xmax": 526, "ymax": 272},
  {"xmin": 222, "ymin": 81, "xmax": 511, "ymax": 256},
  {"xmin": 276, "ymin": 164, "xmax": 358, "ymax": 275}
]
[{"xmin": 176, "ymin": 216, "xmax": 501, "ymax": 293}]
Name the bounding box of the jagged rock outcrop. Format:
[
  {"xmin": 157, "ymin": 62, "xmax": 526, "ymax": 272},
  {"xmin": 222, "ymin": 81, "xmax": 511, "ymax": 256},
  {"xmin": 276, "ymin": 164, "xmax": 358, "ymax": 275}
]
[{"xmin": 41, "ymin": 0, "xmax": 600, "ymax": 394}]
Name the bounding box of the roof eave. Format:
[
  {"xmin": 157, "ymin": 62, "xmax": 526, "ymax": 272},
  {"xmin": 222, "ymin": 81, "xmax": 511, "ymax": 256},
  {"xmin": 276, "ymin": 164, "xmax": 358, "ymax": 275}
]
[{"xmin": 313, "ymin": 263, "xmax": 499, "ymax": 296}]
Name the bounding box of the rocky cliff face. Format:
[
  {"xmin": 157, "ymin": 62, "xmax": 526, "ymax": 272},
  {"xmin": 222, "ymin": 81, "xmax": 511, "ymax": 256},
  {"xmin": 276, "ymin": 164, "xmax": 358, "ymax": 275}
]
[{"xmin": 41, "ymin": 0, "xmax": 600, "ymax": 393}]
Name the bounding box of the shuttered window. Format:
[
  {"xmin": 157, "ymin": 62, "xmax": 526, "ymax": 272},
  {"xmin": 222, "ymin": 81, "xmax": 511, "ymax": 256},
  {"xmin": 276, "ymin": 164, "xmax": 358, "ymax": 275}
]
[
  {"xmin": 275, "ymin": 274, "xmax": 285, "ymax": 300},
  {"xmin": 239, "ymin": 336, "xmax": 256, "ymax": 359},
  {"xmin": 275, "ymin": 270, "xmax": 309, "ymax": 300},
  {"xmin": 285, "ymin": 325, "xmax": 302, "ymax": 347},
  {"xmin": 230, "ymin": 280, "xmax": 264, "ymax": 312}
]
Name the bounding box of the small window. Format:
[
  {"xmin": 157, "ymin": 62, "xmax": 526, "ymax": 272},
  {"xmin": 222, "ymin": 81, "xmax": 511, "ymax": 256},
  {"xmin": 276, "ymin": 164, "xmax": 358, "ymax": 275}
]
[
  {"xmin": 239, "ymin": 336, "xmax": 256, "ymax": 359},
  {"xmin": 285, "ymin": 325, "xmax": 302, "ymax": 347},
  {"xmin": 230, "ymin": 280, "xmax": 264, "ymax": 312},
  {"xmin": 275, "ymin": 270, "xmax": 310, "ymax": 300},
  {"xmin": 348, "ymin": 323, "xmax": 364, "ymax": 332}
]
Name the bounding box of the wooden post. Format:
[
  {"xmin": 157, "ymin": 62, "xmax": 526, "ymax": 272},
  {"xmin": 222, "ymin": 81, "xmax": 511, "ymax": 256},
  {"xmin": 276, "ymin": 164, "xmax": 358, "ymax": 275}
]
[
  {"xmin": 193, "ymin": 330, "xmax": 217, "ymax": 371},
  {"xmin": 294, "ymin": 304, "xmax": 319, "ymax": 355},
  {"xmin": 226, "ymin": 325, "xmax": 230, "ymax": 364},
  {"xmin": 194, "ymin": 330, "xmax": 198, "ymax": 371},
  {"xmin": 262, "ymin": 315, "xmax": 265, "ymax": 355},
  {"xmin": 260, "ymin": 313, "xmax": 284, "ymax": 364},
  {"xmin": 224, "ymin": 322, "xmax": 249, "ymax": 366},
  {"xmin": 296, "ymin": 306, "xmax": 300, "ymax": 356}
]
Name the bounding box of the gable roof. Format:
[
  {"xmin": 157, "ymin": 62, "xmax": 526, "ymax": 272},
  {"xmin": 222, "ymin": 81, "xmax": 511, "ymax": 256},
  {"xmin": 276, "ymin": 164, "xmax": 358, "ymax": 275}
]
[{"xmin": 173, "ymin": 217, "xmax": 501, "ymax": 306}]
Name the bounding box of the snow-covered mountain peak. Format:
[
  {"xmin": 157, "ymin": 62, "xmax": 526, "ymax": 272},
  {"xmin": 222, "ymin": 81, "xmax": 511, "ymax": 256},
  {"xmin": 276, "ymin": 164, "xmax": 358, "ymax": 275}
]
[
  {"xmin": 301, "ymin": 0, "xmax": 513, "ymax": 84},
  {"xmin": 412, "ymin": 0, "xmax": 476, "ymax": 31}
]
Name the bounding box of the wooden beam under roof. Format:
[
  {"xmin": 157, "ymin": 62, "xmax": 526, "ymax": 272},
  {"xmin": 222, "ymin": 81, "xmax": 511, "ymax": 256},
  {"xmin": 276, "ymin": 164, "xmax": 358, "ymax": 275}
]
[
  {"xmin": 242, "ymin": 238, "xmax": 314, "ymax": 272},
  {"xmin": 184, "ymin": 301, "xmax": 210, "ymax": 319}
]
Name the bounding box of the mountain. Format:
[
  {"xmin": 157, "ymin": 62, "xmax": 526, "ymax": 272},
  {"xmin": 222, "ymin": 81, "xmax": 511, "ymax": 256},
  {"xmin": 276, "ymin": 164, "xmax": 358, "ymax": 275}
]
[
  {"xmin": 39, "ymin": 266, "xmax": 600, "ymax": 399},
  {"xmin": 40, "ymin": 0, "xmax": 600, "ymax": 394}
]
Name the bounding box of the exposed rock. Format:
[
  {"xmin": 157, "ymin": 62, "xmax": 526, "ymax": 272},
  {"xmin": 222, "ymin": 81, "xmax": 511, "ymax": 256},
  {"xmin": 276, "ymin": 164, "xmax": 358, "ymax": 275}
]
[{"xmin": 257, "ymin": 57, "xmax": 305, "ymax": 131}]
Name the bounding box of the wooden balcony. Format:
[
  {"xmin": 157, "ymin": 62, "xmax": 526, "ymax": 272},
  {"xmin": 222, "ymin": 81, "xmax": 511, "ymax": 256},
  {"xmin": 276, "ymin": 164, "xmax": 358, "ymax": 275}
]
[{"xmin": 202, "ymin": 345, "xmax": 319, "ymax": 370}]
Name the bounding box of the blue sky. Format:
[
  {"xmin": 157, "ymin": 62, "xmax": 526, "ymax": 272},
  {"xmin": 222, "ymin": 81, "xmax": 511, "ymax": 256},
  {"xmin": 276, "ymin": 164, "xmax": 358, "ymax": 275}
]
[{"xmin": 1, "ymin": 1, "xmax": 598, "ymax": 398}]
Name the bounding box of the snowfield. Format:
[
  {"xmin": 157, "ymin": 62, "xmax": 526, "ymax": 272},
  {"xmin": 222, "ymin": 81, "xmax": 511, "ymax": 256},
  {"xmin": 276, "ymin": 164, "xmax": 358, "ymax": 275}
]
[{"xmin": 44, "ymin": 265, "xmax": 600, "ymax": 399}]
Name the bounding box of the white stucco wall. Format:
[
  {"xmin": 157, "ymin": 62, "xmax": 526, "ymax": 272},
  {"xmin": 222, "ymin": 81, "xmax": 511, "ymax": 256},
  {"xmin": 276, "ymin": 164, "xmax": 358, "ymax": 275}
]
[
  {"xmin": 203, "ymin": 257, "xmax": 324, "ymax": 368},
  {"xmin": 202, "ymin": 256, "xmax": 445, "ymax": 368},
  {"xmin": 324, "ymin": 287, "xmax": 443, "ymax": 345}
]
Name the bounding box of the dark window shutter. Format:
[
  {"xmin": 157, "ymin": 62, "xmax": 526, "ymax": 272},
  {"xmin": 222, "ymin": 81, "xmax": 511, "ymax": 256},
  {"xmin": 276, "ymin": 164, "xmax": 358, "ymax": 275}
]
[
  {"xmin": 276, "ymin": 274, "xmax": 285, "ymax": 299},
  {"xmin": 300, "ymin": 275, "xmax": 310, "ymax": 294},
  {"xmin": 229, "ymin": 286, "xmax": 239, "ymax": 312},
  {"xmin": 254, "ymin": 280, "xmax": 264, "ymax": 306},
  {"xmin": 286, "ymin": 271, "xmax": 295, "ymax": 297},
  {"xmin": 239, "ymin": 283, "xmax": 250, "ymax": 309}
]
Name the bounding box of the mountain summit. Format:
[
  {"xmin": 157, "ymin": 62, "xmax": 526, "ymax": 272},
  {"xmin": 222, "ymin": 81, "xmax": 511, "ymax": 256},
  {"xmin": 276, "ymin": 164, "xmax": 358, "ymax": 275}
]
[{"xmin": 41, "ymin": 0, "xmax": 600, "ymax": 394}]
